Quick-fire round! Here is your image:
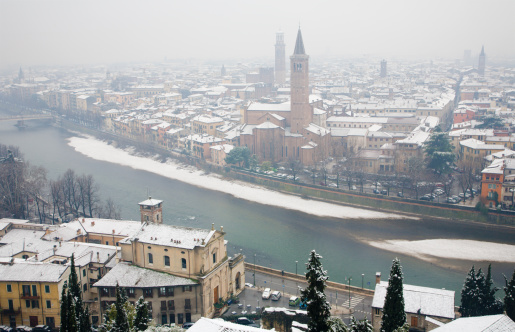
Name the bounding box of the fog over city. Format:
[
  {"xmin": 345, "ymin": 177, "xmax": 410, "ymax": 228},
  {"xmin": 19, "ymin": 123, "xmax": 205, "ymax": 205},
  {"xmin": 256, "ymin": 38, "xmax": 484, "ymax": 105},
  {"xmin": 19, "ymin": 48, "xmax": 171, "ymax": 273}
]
[{"xmin": 1, "ymin": 0, "xmax": 515, "ymax": 70}]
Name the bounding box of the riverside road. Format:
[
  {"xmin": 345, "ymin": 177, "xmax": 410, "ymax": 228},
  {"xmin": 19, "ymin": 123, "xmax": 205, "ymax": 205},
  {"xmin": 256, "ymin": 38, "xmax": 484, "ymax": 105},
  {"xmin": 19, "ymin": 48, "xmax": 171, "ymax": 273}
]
[{"xmin": 223, "ymin": 269, "xmax": 373, "ymax": 325}]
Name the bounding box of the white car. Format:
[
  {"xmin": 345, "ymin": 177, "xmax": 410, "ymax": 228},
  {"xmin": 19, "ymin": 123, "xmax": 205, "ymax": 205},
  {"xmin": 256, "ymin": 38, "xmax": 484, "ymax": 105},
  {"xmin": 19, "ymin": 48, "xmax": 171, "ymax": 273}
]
[
  {"xmin": 271, "ymin": 291, "xmax": 282, "ymax": 301},
  {"xmin": 262, "ymin": 288, "xmax": 271, "ymax": 299}
]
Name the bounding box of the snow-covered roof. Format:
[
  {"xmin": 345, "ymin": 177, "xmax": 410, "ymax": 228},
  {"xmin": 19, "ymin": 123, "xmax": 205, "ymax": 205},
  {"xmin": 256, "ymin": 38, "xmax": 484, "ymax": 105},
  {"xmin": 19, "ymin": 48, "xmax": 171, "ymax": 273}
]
[
  {"xmin": 372, "ymin": 281, "xmax": 455, "ymax": 319},
  {"xmin": 188, "ymin": 317, "xmax": 268, "ymax": 331},
  {"xmin": 93, "ymin": 262, "xmax": 197, "ymax": 288},
  {"xmin": 0, "ymin": 261, "xmax": 69, "ymax": 282},
  {"xmin": 460, "ymin": 138, "xmax": 503, "ymax": 151},
  {"xmin": 247, "ymin": 101, "xmax": 290, "ymax": 112},
  {"xmin": 138, "ymin": 198, "xmax": 163, "ymax": 206},
  {"xmin": 431, "ymin": 314, "xmax": 515, "ymax": 332},
  {"xmin": 120, "ymin": 223, "xmax": 216, "ymax": 250},
  {"xmin": 256, "ymin": 122, "xmax": 280, "ymax": 129}
]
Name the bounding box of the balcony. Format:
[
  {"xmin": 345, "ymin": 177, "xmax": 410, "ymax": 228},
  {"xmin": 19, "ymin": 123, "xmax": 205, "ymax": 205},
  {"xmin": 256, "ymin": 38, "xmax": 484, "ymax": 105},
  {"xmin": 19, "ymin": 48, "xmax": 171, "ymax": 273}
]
[
  {"xmin": 21, "ymin": 294, "xmax": 40, "ymax": 300},
  {"xmin": 0, "ymin": 306, "xmax": 22, "ymax": 314}
]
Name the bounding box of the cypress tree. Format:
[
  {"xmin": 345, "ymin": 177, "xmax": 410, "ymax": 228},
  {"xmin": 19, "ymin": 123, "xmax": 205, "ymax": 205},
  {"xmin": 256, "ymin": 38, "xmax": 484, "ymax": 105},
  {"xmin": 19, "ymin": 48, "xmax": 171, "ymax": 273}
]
[
  {"xmin": 60, "ymin": 284, "xmax": 69, "ymax": 332},
  {"xmin": 504, "ymin": 269, "xmax": 515, "ymax": 321},
  {"xmin": 112, "ymin": 284, "xmax": 129, "ymax": 332},
  {"xmin": 300, "ymin": 250, "xmax": 331, "ymax": 332},
  {"xmin": 134, "ymin": 296, "xmax": 151, "ymax": 331},
  {"xmin": 484, "ymin": 264, "xmax": 503, "ymax": 315},
  {"xmin": 381, "ymin": 258, "xmax": 406, "ymax": 332}
]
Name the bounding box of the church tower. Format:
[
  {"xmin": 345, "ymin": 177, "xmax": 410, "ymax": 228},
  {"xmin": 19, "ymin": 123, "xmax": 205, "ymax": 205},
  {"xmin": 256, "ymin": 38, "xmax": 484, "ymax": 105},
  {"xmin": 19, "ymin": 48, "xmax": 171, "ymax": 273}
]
[
  {"xmin": 478, "ymin": 46, "xmax": 486, "ymax": 76},
  {"xmin": 275, "ymin": 31, "xmax": 286, "ymax": 84},
  {"xmin": 290, "ymin": 28, "xmax": 311, "ymax": 133}
]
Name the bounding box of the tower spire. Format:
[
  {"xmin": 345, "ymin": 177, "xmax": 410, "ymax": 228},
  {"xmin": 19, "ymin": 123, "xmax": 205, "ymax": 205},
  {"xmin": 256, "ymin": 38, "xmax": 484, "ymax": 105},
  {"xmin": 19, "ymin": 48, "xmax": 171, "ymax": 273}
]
[
  {"xmin": 480, "ymin": 45, "xmax": 485, "ymax": 56},
  {"xmin": 294, "ymin": 28, "xmax": 305, "ymax": 55}
]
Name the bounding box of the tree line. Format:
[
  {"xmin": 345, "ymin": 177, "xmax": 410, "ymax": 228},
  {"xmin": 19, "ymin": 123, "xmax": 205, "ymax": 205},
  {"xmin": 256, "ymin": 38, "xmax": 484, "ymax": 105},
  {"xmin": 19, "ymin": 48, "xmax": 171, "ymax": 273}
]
[{"xmin": 0, "ymin": 144, "xmax": 121, "ymax": 223}]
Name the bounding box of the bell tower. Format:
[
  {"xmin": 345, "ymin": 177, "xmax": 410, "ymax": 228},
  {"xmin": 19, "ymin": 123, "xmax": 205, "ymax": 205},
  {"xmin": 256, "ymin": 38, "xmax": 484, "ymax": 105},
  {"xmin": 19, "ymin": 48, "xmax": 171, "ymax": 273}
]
[
  {"xmin": 138, "ymin": 197, "xmax": 163, "ymax": 224},
  {"xmin": 275, "ymin": 31, "xmax": 286, "ymax": 84},
  {"xmin": 290, "ymin": 28, "xmax": 311, "ymax": 133},
  {"xmin": 478, "ymin": 45, "xmax": 486, "ymax": 76}
]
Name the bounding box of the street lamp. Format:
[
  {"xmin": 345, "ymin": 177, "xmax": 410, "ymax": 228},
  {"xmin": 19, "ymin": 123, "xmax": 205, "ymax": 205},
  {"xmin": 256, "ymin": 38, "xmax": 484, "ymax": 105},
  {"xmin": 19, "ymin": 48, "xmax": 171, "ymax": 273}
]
[
  {"xmin": 295, "ymin": 261, "xmax": 298, "ymax": 275},
  {"xmin": 348, "ymin": 277, "xmax": 352, "ymax": 309},
  {"xmin": 253, "ymin": 254, "xmax": 256, "ymax": 286},
  {"xmin": 361, "ymin": 274, "xmax": 364, "ymax": 289}
]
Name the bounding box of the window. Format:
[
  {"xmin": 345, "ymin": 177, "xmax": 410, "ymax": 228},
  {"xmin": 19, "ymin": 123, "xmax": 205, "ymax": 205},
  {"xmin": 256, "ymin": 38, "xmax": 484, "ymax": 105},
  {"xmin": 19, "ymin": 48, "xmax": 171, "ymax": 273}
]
[
  {"xmin": 186, "ymin": 313, "xmax": 191, "ymax": 322},
  {"xmin": 26, "ymin": 300, "xmax": 31, "ymax": 308},
  {"xmin": 168, "ymin": 300, "xmax": 175, "ymax": 310},
  {"xmin": 83, "ymin": 269, "xmax": 86, "ymax": 277},
  {"xmin": 143, "ymin": 288, "xmax": 153, "ymax": 298},
  {"xmin": 162, "ymin": 314, "xmax": 167, "ymax": 325},
  {"xmin": 148, "ymin": 253, "xmax": 153, "ymax": 264},
  {"xmin": 375, "ymin": 308, "xmax": 380, "ymax": 315},
  {"xmin": 183, "ymin": 286, "xmax": 192, "ymax": 292},
  {"xmin": 22, "ymin": 285, "xmax": 31, "ymax": 296},
  {"xmin": 45, "ymin": 285, "xmax": 50, "ymax": 293},
  {"xmin": 159, "ymin": 287, "xmax": 166, "ymax": 297},
  {"xmin": 181, "ymin": 258, "xmax": 187, "ymax": 269},
  {"xmin": 83, "ymin": 284, "xmax": 88, "ymax": 292},
  {"xmin": 6, "ymin": 284, "xmax": 12, "ymax": 292},
  {"xmin": 32, "ymin": 300, "xmax": 39, "ymax": 308},
  {"xmin": 159, "ymin": 287, "xmax": 174, "ymax": 297},
  {"xmin": 161, "ymin": 301, "xmax": 167, "ymax": 311},
  {"xmin": 127, "ymin": 288, "xmax": 135, "ymax": 298},
  {"xmin": 178, "ymin": 313, "xmax": 184, "ymax": 325},
  {"xmin": 164, "ymin": 256, "xmax": 170, "ymax": 267},
  {"xmin": 212, "ymin": 253, "xmax": 216, "ymax": 264},
  {"xmin": 46, "ymin": 300, "xmax": 51, "ymax": 309},
  {"xmin": 170, "ymin": 314, "xmax": 175, "ymax": 324},
  {"xmin": 185, "ymin": 299, "xmax": 191, "ymax": 310}
]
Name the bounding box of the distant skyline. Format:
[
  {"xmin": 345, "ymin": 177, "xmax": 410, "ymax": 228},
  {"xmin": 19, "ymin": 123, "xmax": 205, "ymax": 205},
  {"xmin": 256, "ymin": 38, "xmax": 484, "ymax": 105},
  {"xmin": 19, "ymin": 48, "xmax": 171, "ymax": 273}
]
[{"xmin": 1, "ymin": 0, "xmax": 515, "ymax": 70}]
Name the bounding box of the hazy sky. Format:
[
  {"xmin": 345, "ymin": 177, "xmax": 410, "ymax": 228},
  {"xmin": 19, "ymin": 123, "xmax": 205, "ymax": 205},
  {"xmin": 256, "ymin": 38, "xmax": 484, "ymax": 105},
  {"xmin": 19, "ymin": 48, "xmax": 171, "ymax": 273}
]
[{"xmin": 1, "ymin": 0, "xmax": 514, "ymax": 70}]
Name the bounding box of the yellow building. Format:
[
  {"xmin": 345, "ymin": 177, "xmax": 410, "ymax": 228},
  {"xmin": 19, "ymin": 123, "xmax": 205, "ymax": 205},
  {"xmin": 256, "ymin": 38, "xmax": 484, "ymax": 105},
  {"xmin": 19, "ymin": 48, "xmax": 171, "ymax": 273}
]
[
  {"xmin": 0, "ymin": 261, "xmax": 70, "ymax": 329},
  {"xmin": 191, "ymin": 115, "xmax": 224, "ymax": 136}
]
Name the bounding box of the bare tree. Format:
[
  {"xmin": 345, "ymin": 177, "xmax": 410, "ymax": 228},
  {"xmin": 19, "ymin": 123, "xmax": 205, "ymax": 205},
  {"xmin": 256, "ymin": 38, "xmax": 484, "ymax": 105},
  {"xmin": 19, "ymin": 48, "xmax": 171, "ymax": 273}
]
[
  {"xmin": 77, "ymin": 174, "xmax": 99, "ymax": 217},
  {"xmin": 0, "ymin": 147, "xmax": 27, "ymax": 218},
  {"xmin": 50, "ymin": 179, "xmax": 64, "ymax": 222},
  {"xmin": 63, "ymin": 169, "xmax": 80, "ymax": 215},
  {"xmin": 25, "ymin": 165, "xmax": 47, "ymax": 223},
  {"xmin": 99, "ymin": 198, "xmax": 121, "ymax": 219},
  {"xmin": 288, "ymin": 157, "xmax": 302, "ymax": 182}
]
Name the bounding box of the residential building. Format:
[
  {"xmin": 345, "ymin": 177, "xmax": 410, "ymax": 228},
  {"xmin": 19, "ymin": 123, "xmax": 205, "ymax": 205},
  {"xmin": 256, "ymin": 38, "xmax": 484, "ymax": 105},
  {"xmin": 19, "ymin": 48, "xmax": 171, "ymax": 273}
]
[{"xmin": 0, "ymin": 261, "xmax": 70, "ymax": 329}]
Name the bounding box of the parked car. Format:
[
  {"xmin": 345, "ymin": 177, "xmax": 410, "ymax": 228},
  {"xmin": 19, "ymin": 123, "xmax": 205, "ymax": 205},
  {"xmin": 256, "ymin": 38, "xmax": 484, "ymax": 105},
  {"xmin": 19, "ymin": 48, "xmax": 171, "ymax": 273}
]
[
  {"xmin": 373, "ymin": 189, "xmax": 380, "ymax": 194},
  {"xmin": 271, "ymin": 291, "xmax": 282, "ymax": 301},
  {"xmin": 328, "ymin": 183, "xmax": 337, "ymax": 188},
  {"xmin": 380, "ymin": 190, "xmax": 388, "ymax": 195},
  {"xmin": 0, "ymin": 326, "xmax": 13, "ymax": 332},
  {"xmin": 182, "ymin": 322, "xmax": 195, "ymax": 329},
  {"xmin": 446, "ymin": 197, "xmax": 459, "ymax": 204},
  {"xmin": 236, "ymin": 317, "xmax": 259, "ymax": 328},
  {"xmin": 350, "ymin": 185, "xmax": 357, "ymax": 190},
  {"xmin": 16, "ymin": 327, "xmax": 32, "ymax": 332},
  {"xmin": 299, "ymin": 299, "xmax": 307, "ymax": 309},
  {"xmin": 289, "ymin": 296, "xmax": 300, "ymax": 306},
  {"xmin": 397, "ymin": 192, "xmax": 404, "ymax": 198},
  {"xmin": 32, "ymin": 327, "xmax": 51, "ymax": 332},
  {"xmin": 262, "ymin": 288, "xmax": 271, "ymax": 299},
  {"xmin": 419, "ymin": 195, "xmax": 432, "ymax": 201}
]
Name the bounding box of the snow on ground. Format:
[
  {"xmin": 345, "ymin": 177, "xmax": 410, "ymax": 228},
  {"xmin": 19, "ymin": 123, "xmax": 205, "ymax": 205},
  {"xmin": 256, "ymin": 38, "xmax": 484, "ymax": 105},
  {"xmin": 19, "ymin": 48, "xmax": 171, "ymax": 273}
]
[
  {"xmin": 68, "ymin": 136, "xmax": 408, "ymax": 220},
  {"xmin": 367, "ymin": 239, "xmax": 515, "ymax": 263}
]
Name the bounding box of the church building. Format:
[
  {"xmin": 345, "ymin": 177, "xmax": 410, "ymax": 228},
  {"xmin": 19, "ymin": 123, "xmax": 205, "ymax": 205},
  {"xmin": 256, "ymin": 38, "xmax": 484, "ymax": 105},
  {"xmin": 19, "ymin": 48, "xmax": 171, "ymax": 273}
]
[{"xmin": 240, "ymin": 28, "xmax": 330, "ymax": 165}]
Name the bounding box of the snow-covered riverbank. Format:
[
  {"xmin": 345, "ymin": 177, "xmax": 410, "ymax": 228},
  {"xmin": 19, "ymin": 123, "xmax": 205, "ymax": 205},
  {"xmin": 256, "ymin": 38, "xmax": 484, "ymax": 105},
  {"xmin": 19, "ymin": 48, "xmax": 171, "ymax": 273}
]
[
  {"xmin": 68, "ymin": 135, "xmax": 409, "ymax": 220},
  {"xmin": 367, "ymin": 238, "xmax": 515, "ymax": 263}
]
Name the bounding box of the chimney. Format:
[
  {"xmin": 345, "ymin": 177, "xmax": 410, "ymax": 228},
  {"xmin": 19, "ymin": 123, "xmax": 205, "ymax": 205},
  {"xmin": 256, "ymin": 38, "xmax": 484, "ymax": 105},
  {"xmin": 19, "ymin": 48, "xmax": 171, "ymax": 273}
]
[
  {"xmin": 376, "ymin": 272, "xmax": 381, "ymax": 284},
  {"xmin": 211, "ymin": 223, "xmax": 214, "ymax": 231},
  {"xmin": 91, "ymin": 221, "xmax": 95, "ymax": 226},
  {"xmin": 53, "ymin": 245, "xmax": 57, "ymax": 255},
  {"xmin": 220, "ymin": 226, "xmax": 224, "ymax": 232},
  {"xmin": 97, "ymin": 252, "xmax": 100, "ymax": 263}
]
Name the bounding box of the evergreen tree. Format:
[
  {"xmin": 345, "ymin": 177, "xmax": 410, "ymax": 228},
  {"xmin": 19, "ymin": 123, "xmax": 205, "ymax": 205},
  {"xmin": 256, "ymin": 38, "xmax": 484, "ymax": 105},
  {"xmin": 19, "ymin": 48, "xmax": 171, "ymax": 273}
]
[
  {"xmin": 60, "ymin": 284, "xmax": 69, "ymax": 332},
  {"xmin": 300, "ymin": 250, "xmax": 331, "ymax": 332},
  {"xmin": 349, "ymin": 316, "xmax": 373, "ymax": 332},
  {"xmin": 459, "ymin": 266, "xmax": 484, "ymax": 317},
  {"xmin": 327, "ymin": 316, "xmax": 348, "ymax": 332},
  {"xmin": 134, "ymin": 297, "xmax": 151, "ymax": 331},
  {"xmin": 424, "ymin": 131, "xmax": 455, "ymax": 174},
  {"xmin": 112, "ymin": 285, "xmax": 130, "ymax": 332},
  {"xmin": 67, "ymin": 254, "xmax": 91, "ymax": 332},
  {"xmin": 484, "ymin": 264, "xmax": 503, "ymax": 315},
  {"xmin": 504, "ymin": 269, "xmax": 515, "ymax": 321},
  {"xmin": 381, "ymin": 258, "xmax": 406, "ymax": 332}
]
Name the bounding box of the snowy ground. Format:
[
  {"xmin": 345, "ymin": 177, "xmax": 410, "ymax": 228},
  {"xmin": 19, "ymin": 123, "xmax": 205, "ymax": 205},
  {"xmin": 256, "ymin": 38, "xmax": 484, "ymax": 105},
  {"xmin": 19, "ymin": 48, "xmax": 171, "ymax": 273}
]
[
  {"xmin": 68, "ymin": 136, "xmax": 409, "ymax": 220},
  {"xmin": 367, "ymin": 239, "xmax": 515, "ymax": 263}
]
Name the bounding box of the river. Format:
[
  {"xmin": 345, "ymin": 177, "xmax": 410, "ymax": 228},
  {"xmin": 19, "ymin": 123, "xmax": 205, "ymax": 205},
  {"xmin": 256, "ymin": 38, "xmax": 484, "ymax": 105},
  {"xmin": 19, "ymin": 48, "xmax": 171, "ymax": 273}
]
[{"xmin": 1, "ymin": 119, "xmax": 514, "ymax": 302}]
